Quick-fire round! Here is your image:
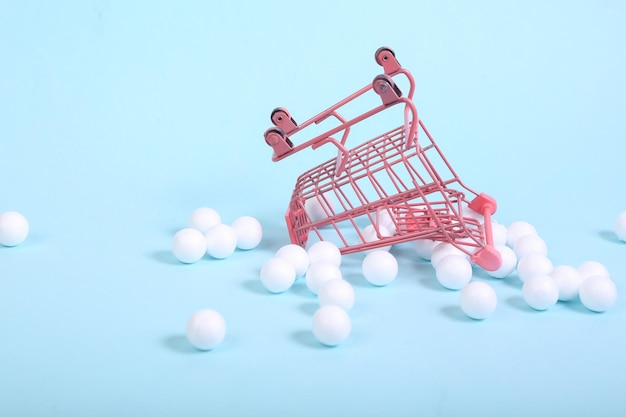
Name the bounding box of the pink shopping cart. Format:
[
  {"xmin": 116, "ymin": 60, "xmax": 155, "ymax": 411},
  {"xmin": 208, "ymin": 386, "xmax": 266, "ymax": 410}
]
[{"xmin": 263, "ymin": 47, "xmax": 502, "ymax": 271}]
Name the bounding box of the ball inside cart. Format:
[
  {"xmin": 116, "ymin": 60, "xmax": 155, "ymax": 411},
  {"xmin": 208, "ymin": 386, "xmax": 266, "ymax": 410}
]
[
  {"xmin": 312, "ymin": 305, "xmax": 351, "ymax": 347},
  {"xmin": 362, "ymin": 250, "xmax": 398, "ymax": 286},
  {"xmin": 435, "ymin": 255, "xmax": 472, "ymax": 290},
  {"xmin": 459, "ymin": 281, "xmax": 497, "ymax": 319},
  {"xmin": 260, "ymin": 257, "xmax": 297, "ymax": 293},
  {"xmin": 188, "ymin": 207, "xmax": 221, "ymax": 233},
  {"xmin": 307, "ymin": 241, "xmax": 342, "ymax": 267},
  {"xmin": 579, "ymin": 275, "xmax": 617, "ymax": 313},
  {"xmin": 362, "ymin": 224, "xmax": 392, "ymax": 251},
  {"xmin": 186, "ymin": 309, "xmax": 226, "ymax": 350},
  {"xmin": 522, "ymin": 275, "xmax": 559, "ymax": 311},
  {"xmin": 171, "ymin": 228, "xmax": 207, "ymax": 264},
  {"xmin": 614, "ymin": 211, "xmax": 626, "ymax": 242},
  {"xmin": 205, "ymin": 224, "xmax": 238, "ymax": 259},
  {"xmin": 0, "ymin": 211, "xmax": 29, "ymax": 247},
  {"xmin": 231, "ymin": 216, "xmax": 263, "ymax": 250},
  {"xmin": 318, "ymin": 279, "xmax": 355, "ymax": 311},
  {"xmin": 306, "ymin": 196, "xmax": 334, "ymax": 222}
]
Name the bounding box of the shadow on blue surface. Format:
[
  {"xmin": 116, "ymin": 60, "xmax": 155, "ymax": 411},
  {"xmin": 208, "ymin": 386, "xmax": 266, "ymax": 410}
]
[
  {"xmin": 298, "ymin": 302, "xmax": 318, "ymax": 316},
  {"xmin": 163, "ymin": 335, "xmax": 202, "ymax": 354},
  {"xmin": 242, "ymin": 279, "xmax": 268, "ymax": 295},
  {"xmin": 291, "ymin": 330, "xmax": 328, "ymax": 350},
  {"xmin": 560, "ymin": 299, "xmax": 599, "ymax": 315},
  {"xmin": 440, "ymin": 305, "xmax": 475, "ymax": 322},
  {"xmin": 598, "ymin": 230, "xmax": 622, "ymax": 244},
  {"xmin": 151, "ymin": 250, "xmax": 181, "ymax": 265}
]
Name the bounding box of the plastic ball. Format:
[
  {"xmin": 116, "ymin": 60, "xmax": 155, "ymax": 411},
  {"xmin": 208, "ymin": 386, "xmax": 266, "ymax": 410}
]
[
  {"xmin": 579, "ymin": 276, "xmax": 617, "ymax": 312},
  {"xmin": 549, "ymin": 265, "xmax": 582, "ymax": 301},
  {"xmin": 517, "ymin": 254, "xmax": 553, "ymax": 282},
  {"xmin": 312, "ymin": 305, "xmax": 351, "ymax": 347},
  {"xmin": 578, "ymin": 261, "xmax": 610, "ymax": 281},
  {"xmin": 490, "ymin": 222, "xmax": 508, "ymax": 247},
  {"xmin": 188, "ymin": 207, "xmax": 221, "ymax": 233},
  {"xmin": 305, "ymin": 262, "xmax": 342, "ymax": 295},
  {"xmin": 614, "ymin": 211, "xmax": 626, "ymax": 242},
  {"xmin": 260, "ymin": 257, "xmax": 297, "ymax": 293},
  {"xmin": 522, "ymin": 275, "xmax": 559, "ymax": 310},
  {"xmin": 362, "ymin": 250, "xmax": 398, "ymax": 286},
  {"xmin": 231, "ymin": 216, "xmax": 263, "ymax": 250},
  {"xmin": 275, "ymin": 244, "xmax": 310, "ymax": 276},
  {"xmin": 362, "ymin": 224, "xmax": 392, "ymax": 251},
  {"xmin": 513, "ymin": 234, "xmax": 548, "ymax": 259},
  {"xmin": 506, "ymin": 221, "xmax": 537, "ymax": 247},
  {"xmin": 186, "ymin": 309, "xmax": 226, "ymax": 350},
  {"xmin": 460, "ymin": 281, "xmax": 497, "ymax": 319},
  {"xmin": 0, "ymin": 211, "xmax": 29, "ymax": 247},
  {"xmin": 306, "ymin": 195, "xmax": 334, "ymax": 221},
  {"xmin": 414, "ymin": 239, "xmax": 438, "ymax": 260},
  {"xmin": 205, "ymin": 224, "xmax": 238, "ymax": 259},
  {"xmin": 376, "ymin": 209, "xmax": 397, "ymax": 234},
  {"xmin": 318, "ymin": 279, "xmax": 355, "ymax": 310},
  {"xmin": 171, "ymin": 228, "xmax": 207, "ymax": 263},
  {"xmin": 435, "ymin": 255, "xmax": 473, "ymax": 290},
  {"xmin": 430, "ymin": 242, "xmax": 468, "ymax": 268},
  {"xmin": 307, "ymin": 241, "xmax": 342, "ymax": 267},
  {"xmin": 486, "ymin": 245, "xmax": 517, "ymax": 279}
]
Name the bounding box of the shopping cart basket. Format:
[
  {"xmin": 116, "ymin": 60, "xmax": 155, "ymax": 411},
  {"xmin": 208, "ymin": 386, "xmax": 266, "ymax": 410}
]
[{"xmin": 263, "ymin": 47, "xmax": 502, "ymax": 271}]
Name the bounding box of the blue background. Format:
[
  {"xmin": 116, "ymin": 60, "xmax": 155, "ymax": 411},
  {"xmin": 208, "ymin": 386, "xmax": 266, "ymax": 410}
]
[{"xmin": 1, "ymin": 1, "xmax": 625, "ymax": 416}]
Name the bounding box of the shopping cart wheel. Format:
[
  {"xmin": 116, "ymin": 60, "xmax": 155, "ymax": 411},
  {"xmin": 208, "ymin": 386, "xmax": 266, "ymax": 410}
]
[
  {"xmin": 372, "ymin": 74, "xmax": 402, "ymax": 105},
  {"xmin": 271, "ymin": 107, "xmax": 298, "ymax": 134},
  {"xmin": 375, "ymin": 47, "xmax": 401, "ymax": 74},
  {"xmin": 264, "ymin": 127, "xmax": 294, "ymax": 157}
]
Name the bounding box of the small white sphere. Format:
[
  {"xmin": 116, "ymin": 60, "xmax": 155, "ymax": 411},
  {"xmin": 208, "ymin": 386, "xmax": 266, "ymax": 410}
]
[
  {"xmin": 231, "ymin": 216, "xmax": 263, "ymax": 250},
  {"xmin": 318, "ymin": 279, "xmax": 355, "ymax": 310},
  {"xmin": 578, "ymin": 261, "xmax": 610, "ymax": 281},
  {"xmin": 549, "ymin": 265, "xmax": 583, "ymax": 301},
  {"xmin": 614, "ymin": 211, "xmax": 626, "ymax": 242},
  {"xmin": 517, "ymin": 254, "xmax": 553, "ymax": 282},
  {"xmin": 414, "ymin": 239, "xmax": 438, "ymax": 260},
  {"xmin": 513, "ymin": 234, "xmax": 548, "ymax": 259},
  {"xmin": 306, "ymin": 196, "xmax": 334, "ymax": 221},
  {"xmin": 275, "ymin": 244, "xmax": 310, "ymax": 276},
  {"xmin": 460, "ymin": 281, "xmax": 497, "ymax": 319},
  {"xmin": 188, "ymin": 207, "xmax": 221, "ymax": 233},
  {"xmin": 308, "ymin": 241, "xmax": 342, "ymax": 267},
  {"xmin": 171, "ymin": 228, "xmax": 207, "ymax": 263},
  {"xmin": 362, "ymin": 250, "xmax": 398, "ymax": 286},
  {"xmin": 376, "ymin": 209, "xmax": 397, "ymax": 234},
  {"xmin": 579, "ymin": 276, "xmax": 617, "ymax": 312},
  {"xmin": 435, "ymin": 255, "xmax": 473, "ymax": 290},
  {"xmin": 260, "ymin": 257, "xmax": 297, "ymax": 293},
  {"xmin": 464, "ymin": 206, "xmax": 484, "ymax": 222},
  {"xmin": 205, "ymin": 224, "xmax": 238, "ymax": 259},
  {"xmin": 305, "ymin": 262, "xmax": 342, "ymax": 295},
  {"xmin": 362, "ymin": 224, "xmax": 392, "ymax": 251},
  {"xmin": 490, "ymin": 222, "xmax": 508, "ymax": 247},
  {"xmin": 522, "ymin": 275, "xmax": 559, "ymax": 310},
  {"xmin": 0, "ymin": 211, "xmax": 29, "ymax": 247},
  {"xmin": 312, "ymin": 305, "xmax": 351, "ymax": 346},
  {"xmin": 430, "ymin": 242, "xmax": 468, "ymax": 268},
  {"xmin": 506, "ymin": 221, "xmax": 537, "ymax": 247},
  {"xmin": 486, "ymin": 245, "xmax": 517, "ymax": 279},
  {"xmin": 186, "ymin": 309, "xmax": 226, "ymax": 350}
]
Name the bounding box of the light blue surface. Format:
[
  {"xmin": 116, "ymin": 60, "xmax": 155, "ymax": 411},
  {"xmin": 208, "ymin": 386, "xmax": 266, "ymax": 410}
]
[{"xmin": 1, "ymin": 1, "xmax": 625, "ymax": 416}]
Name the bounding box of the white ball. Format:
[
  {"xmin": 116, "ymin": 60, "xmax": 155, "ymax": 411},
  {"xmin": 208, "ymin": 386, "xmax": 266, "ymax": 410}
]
[
  {"xmin": 362, "ymin": 224, "xmax": 392, "ymax": 251},
  {"xmin": 614, "ymin": 211, "xmax": 626, "ymax": 242},
  {"xmin": 308, "ymin": 241, "xmax": 342, "ymax": 267},
  {"xmin": 549, "ymin": 265, "xmax": 582, "ymax": 301},
  {"xmin": 430, "ymin": 242, "xmax": 468, "ymax": 268},
  {"xmin": 362, "ymin": 250, "xmax": 398, "ymax": 286},
  {"xmin": 275, "ymin": 244, "xmax": 310, "ymax": 276},
  {"xmin": 306, "ymin": 195, "xmax": 334, "ymax": 221},
  {"xmin": 506, "ymin": 221, "xmax": 537, "ymax": 247},
  {"xmin": 435, "ymin": 255, "xmax": 473, "ymax": 290},
  {"xmin": 205, "ymin": 224, "xmax": 238, "ymax": 259},
  {"xmin": 490, "ymin": 222, "xmax": 508, "ymax": 247},
  {"xmin": 579, "ymin": 276, "xmax": 617, "ymax": 312},
  {"xmin": 517, "ymin": 254, "xmax": 553, "ymax": 282},
  {"xmin": 188, "ymin": 207, "xmax": 221, "ymax": 233},
  {"xmin": 260, "ymin": 257, "xmax": 297, "ymax": 293},
  {"xmin": 376, "ymin": 209, "xmax": 397, "ymax": 234},
  {"xmin": 186, "ymin": 309, "xmax": 226, "ymax": 350},
  {"xmin": 312, "ymin": 305, "xmax": 351, "ymax": 346},
  {"xmin": 231, "ymin": 216, "xmax": 263, "ymax": 250},
  {"xmin": 171, "ymin": 228, "xmax": 207, "ymax": 263},
  {"xmin": 0, "ymin": 211, "xmax": 29, "ymax": 247},
  {"xmin": 486, "ymin": 245, "xmax": 517, "ymax": 278},
  {"xmin": 460, "ymin": 281, "xmax": 497, "ymax": 319},
  {"xmin": 578, "ymin": 261, "xmax": 610, "ymax": 281},
  {"xmin": 513, "ymin": 234, "xmax": 548, "ymax": 258},
  {"xmin": 522, "ymin": 275, "xmax": 559, "ymax": 310},
  {"xmin": 318, "ymin": 279, "xmax": 355, "ymax": 310},
  {"xmin": 414, "ymin": 239, "xmax": 438, "ymax": 260},
  {"xmin": 305, "ymin": 262, "xmax": 342, "ymax": 295}
]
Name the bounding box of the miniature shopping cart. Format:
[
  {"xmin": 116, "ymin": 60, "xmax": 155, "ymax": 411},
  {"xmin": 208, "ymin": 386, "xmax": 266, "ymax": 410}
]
[{"xmin": 263, "ymin": 47, "xmax": 502, "ymax": 271}]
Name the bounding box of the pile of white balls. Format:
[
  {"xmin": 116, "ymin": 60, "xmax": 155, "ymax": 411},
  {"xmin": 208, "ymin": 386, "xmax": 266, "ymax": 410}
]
[
  {"xmin": 0, "ymin": 211, "xmax": 29, "ymax": 247},
  {"xmin": 414, "ymin": 218, "xmax": 619, "ymax": 319},
  {"xmin": 172, "ymin": 207, "xmax": 263, "ymax": 264}
]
